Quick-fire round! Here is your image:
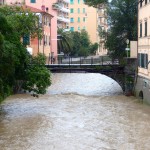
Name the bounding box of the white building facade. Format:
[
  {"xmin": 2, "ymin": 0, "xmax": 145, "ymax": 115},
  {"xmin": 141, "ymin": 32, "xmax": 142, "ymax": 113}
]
[{"xmin": 135, "ymin": 0, "xmax": 150, "ymax": 104}]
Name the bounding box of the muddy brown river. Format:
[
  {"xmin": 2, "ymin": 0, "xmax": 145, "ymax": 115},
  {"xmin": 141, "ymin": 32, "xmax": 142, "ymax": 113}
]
[{"xmin": 0, "ymin": 73, "xmax": 150, "ymax": 150}]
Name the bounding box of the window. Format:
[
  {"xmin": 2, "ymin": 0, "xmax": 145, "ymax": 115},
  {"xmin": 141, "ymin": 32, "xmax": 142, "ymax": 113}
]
[
  {"xmin": 138, "ymin": 53, "xmax": 148, "ymax": 69},
  {"xmin": 140, "ymin": 23, "xmax": 142, "ymax": 37},
  {"xmin": 23, "ymin": 35, "xmax": 30, "ymax": 45},
  {"xmin": 78, "ymin": 17, "xmax": 80, "ymax": 22},
  {"xmin": 30, "ymin": 0, "xmax": 36, "ymax": 3},
  {"xmin": 70, "ymin": 27, "xmax": 74, "ymax": 31},
  {"xmin": 70, "ymin": 0, "xmax": 74, "ymax": 4},
  {"xmin": 140, "ymin": 0, "xmax": 142, "ymax": 7},
  {"xmin": 83, "ymin": 17, "xmax": 86, "ymax": 22},
  {"xmin": 78, "ymin": 0, "xmax": 80, "ymax": 4},
  {"xmin": 70, "ymin": 18, "xmax": 74, "ymax": 22},
  {"xmin": 145, "ymin": 21, "xmax": 147, "ymax": 36},
  {"xmin": 78, "ymin": 26, "xmax": 80, "ymax": 31},
  {"xmin": 82, "ymin": 0, "xmax": 85, "ymax": 3},
  {"xmin": 83, "ymin": 8, "xmax": 86, "ymax": 13},
  {"xmin": 78, "ymin": 8, "xmax": 80, "ymax": 13},
  {"xmin": 44, "ymin": 35, "xmax": 47, "ymax": 45},
  {"xmin": 70, "ymin": 8, "xmax": 74, "ymax": 13}
]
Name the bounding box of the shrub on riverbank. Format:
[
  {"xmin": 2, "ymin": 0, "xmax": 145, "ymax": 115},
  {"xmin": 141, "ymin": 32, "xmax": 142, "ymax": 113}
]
[
  {"xmin": 0, "ymin": 6, "xmax": 51, "ymax": 102},
  {"xmin": 23, "ymin": 54, "xmax": 51, "ymax": 94}
]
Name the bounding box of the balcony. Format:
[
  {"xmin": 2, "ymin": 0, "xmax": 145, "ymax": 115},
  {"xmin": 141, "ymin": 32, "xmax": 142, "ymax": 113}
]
[
  {"xmin": 63, "ymin": 0, "xmax": 70, "ymax": 4},
  {"xmin": 53, "ymin": 3, "xmax": 70, "ymax": 13},
  {"xmin": 57, "ymin": 16, "xmax": 70, "ymax": 23},
  {"xmin": 52, "ymin": 3, "xmax": 61, "ymax": 10},
  {"xmin": 58, "ymin": 0, "xmax": 70, "ymax": 4},
  {"xmin": 60, "ymin": 7, "xmax": 70, "ymax": 13},
  {"xmin": 64, "ymin": 28, "xmax": 70, "ymax": 32}
]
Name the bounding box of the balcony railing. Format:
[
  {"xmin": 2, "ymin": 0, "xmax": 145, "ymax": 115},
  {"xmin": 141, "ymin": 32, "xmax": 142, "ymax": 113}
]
[
  {"xmin": 53, "ymin": 3, "xmax": 70, "ymax": 13},
  {"xmin": 63, "ymin": 0, "xmax": 70, "ymax": 4},
  {"xmin": 52, "ymin": 3, "xmax": 60, "ymax": 10},
  {"xmin": 58, "ymin": 0, "xmax": 70, "ymax": 4},
  {"xmin": 64, "ymin": 28, "xmax": 70, "ymax": 32},
  {"xmin": 57, "ymin": 16, "xmax": 70, "ymax": 23},
  {"xmin": 60, "ymin": 7, "xmax": 70, "ymax": 13}
]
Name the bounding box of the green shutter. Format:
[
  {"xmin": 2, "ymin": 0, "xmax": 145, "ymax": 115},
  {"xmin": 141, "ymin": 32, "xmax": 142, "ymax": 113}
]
[
  {"xmin": 70, "ymin": 0, "xmax": 74, "ymax": 4},
  {"xmin": 23, "ymin": 35, "xmax": 30, "ymax": 45},
  {"xmin": 70, "ymin": 8, "xmax": 74, "ymax": 13},
  {"xmin": 31, "ymin": 0, "xmax": 36, "ymax": 3},
  {"xmin": 140, "ymin": 23, "xmax": 142, "ymax": 37},
  {"xmin": 78, "ymin": 17, "xmax": 80, "ymax": 22},
  {"xmin": 145, "ymin": 21, "xmax": 147, "ymax": 36}
]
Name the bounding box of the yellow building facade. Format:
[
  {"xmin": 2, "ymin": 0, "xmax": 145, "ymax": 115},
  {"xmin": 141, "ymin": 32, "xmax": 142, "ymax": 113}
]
[{"xmin": 69, "ymin": 0, "xmax": 107, "ymax": 55}]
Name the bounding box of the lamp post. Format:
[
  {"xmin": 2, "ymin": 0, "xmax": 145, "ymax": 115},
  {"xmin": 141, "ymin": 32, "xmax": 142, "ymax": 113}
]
[{"xmin": 125, "ymin": 39, "xmax": 130, "ymax": 58}]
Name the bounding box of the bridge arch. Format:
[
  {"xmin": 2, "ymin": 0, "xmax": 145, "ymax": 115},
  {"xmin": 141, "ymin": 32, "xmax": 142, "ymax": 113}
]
[
  {"xmin": 46, "ymin": 63, "xmax": 135, "ymax": 93},
  {"xmin": 99, "ymin": 71, "xmax": 125, "ymax": 92}
]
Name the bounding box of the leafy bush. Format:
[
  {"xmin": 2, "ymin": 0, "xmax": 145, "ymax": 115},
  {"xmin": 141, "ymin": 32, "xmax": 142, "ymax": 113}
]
[
  {"xmin": 0, "ymin": 6, "xmax": 52, "ymax": 102},
  {"xmin": 23, "ymin": 54, "xmax": 51, "ymax": 94}
]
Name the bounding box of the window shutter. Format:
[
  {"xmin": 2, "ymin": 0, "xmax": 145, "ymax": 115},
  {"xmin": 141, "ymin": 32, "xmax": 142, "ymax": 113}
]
[{"xmin": 145, "ymin": 21, "xmax": 147, "ymax": 36}]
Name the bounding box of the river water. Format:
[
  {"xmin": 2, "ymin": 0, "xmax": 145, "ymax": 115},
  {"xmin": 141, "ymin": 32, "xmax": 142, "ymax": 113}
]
[{"xmin": 0, "ymin": 73, "xmax": 150, "ymax": 150}]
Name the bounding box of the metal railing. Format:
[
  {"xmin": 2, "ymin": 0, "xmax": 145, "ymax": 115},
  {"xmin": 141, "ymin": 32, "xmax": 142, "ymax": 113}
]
[{"xmin": 46, "ymin": 56, "xmax": 119, "ymax": 65}]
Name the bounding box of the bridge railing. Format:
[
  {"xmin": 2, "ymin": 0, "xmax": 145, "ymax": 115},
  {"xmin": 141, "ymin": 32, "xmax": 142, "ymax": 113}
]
[{"xmin": 47, "ymin": 55, "xmax": 119, "ymax": 65}]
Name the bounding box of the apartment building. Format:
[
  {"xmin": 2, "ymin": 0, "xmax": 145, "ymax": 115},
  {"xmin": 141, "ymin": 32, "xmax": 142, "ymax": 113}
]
[
  {"xmin": 135, "ymin": 0, "xmax": 150, "ymax": 103},
  {"xmin": 2, "ymin": 0, "xmax": 58, "ymax": 63},
  {"xmin": 52, "ymin": 0, "xmax": 70, "ymax": 31},
  {"xmin": 69, "ymin": 0, "xmax": 107, "ymax": 55},
  {"xmin": 97, "ymin": 4, "xmax": 108, "ymax": 55},
  {"xmin": 23, "ymin": 6, "xmax": 54, "ymax": 58}
]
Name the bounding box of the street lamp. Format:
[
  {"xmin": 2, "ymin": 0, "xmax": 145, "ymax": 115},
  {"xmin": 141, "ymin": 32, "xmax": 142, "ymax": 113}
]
[{"xmin": 125, "ymin": 39, "xmax": 130, "ymax": 58}]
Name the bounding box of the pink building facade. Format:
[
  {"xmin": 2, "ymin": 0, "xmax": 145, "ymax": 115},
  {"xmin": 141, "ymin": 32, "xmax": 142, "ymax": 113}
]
[{"xmin": 3, "ymin": 0, "xmax": 58, "ymax": 63}]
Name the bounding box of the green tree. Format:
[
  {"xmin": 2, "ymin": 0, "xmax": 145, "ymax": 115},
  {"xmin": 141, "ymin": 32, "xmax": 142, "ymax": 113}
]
[
  {"xmin": 105, "ymin": 0, "xmax": 137, "ymax": 60},
  {"xmin": 0, "ymin": 5, "xmax": 42, "ymax": 40},
  {"xmin": 70, "ymin": 30, "xmax": 91, "ymax": 57},
  {"xmin": 0, "ymin": 6, "xmax": 51, "ymax": 102},
  {"xmin": 78, "ymin": 47, "xmax": 89, "ymax": 57},
  {"xmin": 57, "ymin": 28, "xmax": 72, "ymax": 54},
  {"xmin": 89, "ymin": 43, "xmax": 99, "ymax": 55},
  {"xmin": 80, "ymin": 29, "xmax": 90, "ymax": 48},
  {"xmin": 70, "ymin": 31, "xmax": 81, "ymax": 56},
  {"xmin": 0, "ymin": 12, "xmax": 24, "ymax": 101},
  {"xmin": 23, "ymin": 54, "xmax": 51, "ymax": 94}
]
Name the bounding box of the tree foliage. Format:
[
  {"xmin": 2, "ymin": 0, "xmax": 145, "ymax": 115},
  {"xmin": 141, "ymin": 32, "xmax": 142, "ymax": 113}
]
[
  {"xmin": 105, "ymin": 0, "xmax": 137, "ymax": 60},
  {"xmin": 0, "ymin": 5, "xmax": 42, "ymax": 39},
  {"xmin": 89, "ymin": 43, "xmax": 99, "ymax": 55},
  {"xmin": 57, "ymin": 28, "xmax": 72, "ymax": 54},
  {"xmin": 23, "ymin": 54, "xmax": 51, "ymax": 94},
  {"xmin": 70, "ymin": 31, "xmax": 81, "ymax": 56},
  {"xmin": 71, "ymin": 30, "xmax": 91, "ymax": 57},
  {"xmin": 57, "ymin": 28, "xmax": 98, "ymax": 57},
  {"xmin": 0, "ymin": 6, "xmax": 51, "ymax": 102},
  {"xmin": 71, "ymin": 30, "xmax": 99, "ymax": 57}
]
